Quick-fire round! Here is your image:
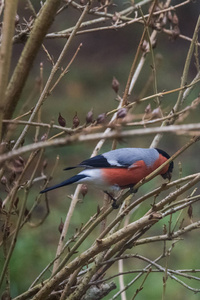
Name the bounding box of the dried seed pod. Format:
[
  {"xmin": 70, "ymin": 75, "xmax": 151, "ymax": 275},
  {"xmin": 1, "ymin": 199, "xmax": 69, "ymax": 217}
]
[
  {"xmin": 151, "ymin": 107, "xmax": 162, "ymax": 119},
  {"xmin": 160, "ymin": 14, "xmax": 167, "ymax": 27},
  {"xmin": 171, "ymin": 25, "xmax": 180, "ymax": 40},
  {"xmin": 167, "ymin": 11, "xmax": 173, "ymax": 22},
  {"xmin": 188, "ymin": 204, "xmax": 193, "ymax": 220},
  {"xmin": 80, "ymin": 184, "xmax": 88, "ymax": 198},
  {"xmin": 117, "ymin": 107, "xmax": 128, "ymax": 119},
  {"xmin": 86, "ymin": 109, "xmax": 93, "ymax": 124},
  {"xmin": 145, "ymin": 103, "xmax": 152, "ymax": 114},
  {"xmin": 112, "ymin": 12, "xmax": 120, "ymax": 22},
  {"xmin": 141, "ymin": 40, "xmax": 149, "ymax": 52},
  {"xmin": 172, "ymin": 13, "xmax": 179, "ymax": 25},
  {"xmin": 58, "ymin": 112, "xmax": 66, "ymax": 127},
  {"xmin": 14, "ymin": 157, "xmax": 24, "ymax": 168},
  {"xmin": 73, "ymin": 112, "xmax": 80, "ymax": 128},
  {"xmin": 11, "ymin": 157, "xmax": 25, "ymax": 174},
  {"xmin": 15, "ymin": 14, "xmax": 20, "ymax": 26},
  {"xmin": 41, "ymin": 133, "xmax": 47, "ymax": 141},
  {"xmin": 112, "ymin": 77, "xmax": 119, "ymax": 93},
  {"xmin": 58, "ymin": 218, "xmax": 64, "ymax": 234},
  {"xmin": 97, "ymin": 113, "xmax": 106, "ymax": 124},
  {"xmin": 1, "ymin": 176, "xmax": 7, "ymax": 186}
]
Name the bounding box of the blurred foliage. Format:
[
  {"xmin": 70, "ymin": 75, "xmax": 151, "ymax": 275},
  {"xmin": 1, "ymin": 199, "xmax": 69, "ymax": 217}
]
[{"xmin": 1, "ymin": 0, "xmax": 200, "ymax": 299}]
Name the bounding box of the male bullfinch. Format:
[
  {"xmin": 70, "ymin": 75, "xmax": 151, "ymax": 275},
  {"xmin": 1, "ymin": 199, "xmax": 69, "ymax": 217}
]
[{"xmin": 40, "ymin": 148, "xmax": 174, "ymax": 204}]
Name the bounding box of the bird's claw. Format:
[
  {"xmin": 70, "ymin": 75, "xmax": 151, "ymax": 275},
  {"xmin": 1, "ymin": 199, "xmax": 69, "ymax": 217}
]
[
  {"xmin": 104, "ymin": 191, "xmax": 119, "ymax": 209},
  {"xmin": 112, "ymin": 199, "xmax": 119, "ymax": 209},
  {"xmin": 129, "ymin": 186, "xmax": 138, "ymax": 194}
]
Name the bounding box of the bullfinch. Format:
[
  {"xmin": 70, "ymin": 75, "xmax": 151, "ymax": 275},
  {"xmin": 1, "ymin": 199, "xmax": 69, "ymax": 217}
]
[{"xmin": 40, "ymin": 148, "xmax": 174, "ymax": 205}]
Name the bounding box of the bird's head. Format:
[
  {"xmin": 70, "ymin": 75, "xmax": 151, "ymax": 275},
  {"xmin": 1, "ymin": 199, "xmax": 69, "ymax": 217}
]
[{"xmin": 155, "ymin": 148, "xmax": 174, "ymax": 181}]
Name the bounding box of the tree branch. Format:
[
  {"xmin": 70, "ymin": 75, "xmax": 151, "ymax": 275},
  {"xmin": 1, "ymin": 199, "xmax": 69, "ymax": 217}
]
[{"xmin": 3, "ymin": 0, "xmax": 62, "ymax": 131}]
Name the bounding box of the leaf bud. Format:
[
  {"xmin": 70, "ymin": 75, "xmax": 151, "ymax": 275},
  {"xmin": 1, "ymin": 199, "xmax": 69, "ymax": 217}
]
[
  {"xmin": 97, "ymin": 113, "xmax": 106, "ymax": 124},
  {"xmin": 86, "ymin": 109, "xmax": 93, "ymax": 124},
  {"xmin": 41, "ymin": 133, "xmax": 47, "ymax": 141},
  {"xmin": 1, "ymin": 176, "xmax": 7, "ymax": 186},
  {"xmin": 151, "ymin": 107, "xmax": 162, "ymax": 119},
  {"xmin": 15, "ymin": 14, "xmax": 20, "ymax": 26},
  {"xmin": 117, "ymin": 107, "xmax": 128, "ymax": 119},
  {"xmin": 187, "ymin": 204, "xmax": 193, "ymax": 220},
  {"xmin": 58, "ymin": 218, "xmax": 64, "ymax": 234},
  {"xmin": 80, "ymin": 184, "xmax": 88, "ymax": 198},
  {"xmin": 141, "ymin": 40, "xmax": 149, "ymax": 52},
  {"xmin": 112, "ymin": 77, "xmax": 119, "ymax": 93},
  {"xmin": 58, "ymin": 113, "xmax": 66, "ymax": 127},
  {"xmin": 73, "ymin": 112, "xmax": 80, "ymax": 128},
  {"xmin": 172, "ymin": 13, "xmax": 179, "ymax": 25},
  {"xmin": 145, "ymin": 104, "xmax": 152, "ymax": 114}
]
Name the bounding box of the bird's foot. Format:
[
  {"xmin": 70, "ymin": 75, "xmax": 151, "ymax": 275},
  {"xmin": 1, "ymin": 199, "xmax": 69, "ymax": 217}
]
[
  {"xmin": 104, "ymin": 191, "xmax": 119, "ymax": 209},
  {"xmin": 129, "ymin": 186, "xmax": 138, "ymax": 194},
  {"xmin": 112, "ymin": 199, "xmax": 119, "ymax": 209}
]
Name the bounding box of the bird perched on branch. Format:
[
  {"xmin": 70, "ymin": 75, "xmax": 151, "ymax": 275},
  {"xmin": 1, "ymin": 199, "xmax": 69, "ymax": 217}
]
[{"xmin": 40, "ymin": 148, "xmax": 174, "ymax": 207}]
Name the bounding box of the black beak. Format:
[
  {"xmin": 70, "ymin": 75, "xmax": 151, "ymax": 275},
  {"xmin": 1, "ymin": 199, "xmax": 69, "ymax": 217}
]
[{"xmin": 161, "ymin": 171, "xmax": 172, "ymax": 181}]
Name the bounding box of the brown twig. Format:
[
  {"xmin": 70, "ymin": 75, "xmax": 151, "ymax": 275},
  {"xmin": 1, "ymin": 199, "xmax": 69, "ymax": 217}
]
[
  {"xmin": 0, "ymin": 0, "xmax": 19, "ymax": 140},
  {"xmin": 3, "ymin": 0, "xmax": 62, "ymax": 130}
]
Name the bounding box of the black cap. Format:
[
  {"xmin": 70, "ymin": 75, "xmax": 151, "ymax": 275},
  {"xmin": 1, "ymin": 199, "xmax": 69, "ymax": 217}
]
[{"xmin": 155, "ymin": 148, "xmax": 174, "ymax": 178}]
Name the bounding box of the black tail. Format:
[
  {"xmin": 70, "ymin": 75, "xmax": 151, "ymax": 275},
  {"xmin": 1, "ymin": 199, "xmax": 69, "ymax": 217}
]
[
  {"xmin": 64, "ymin": 166, "xmax": 77, "ymax": 171},
  {"xmin": 40, "ymin": 174, "xmax": 86, "ymax": 193}
]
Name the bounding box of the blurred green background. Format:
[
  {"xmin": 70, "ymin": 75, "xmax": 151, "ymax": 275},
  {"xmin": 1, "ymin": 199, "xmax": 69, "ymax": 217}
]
[{"xmin": 1, "ymin": 0, "xmax": 200, "ymax": 299}]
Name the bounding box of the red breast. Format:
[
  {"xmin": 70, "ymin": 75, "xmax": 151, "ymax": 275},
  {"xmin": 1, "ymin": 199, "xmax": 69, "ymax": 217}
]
[
  {"xmin": 102, "ymin": 154, "xmax": 169, "ymax": 188},
  {"xmin": 153, "ymin": 153, "xmax": 170, "ymax": 175}
]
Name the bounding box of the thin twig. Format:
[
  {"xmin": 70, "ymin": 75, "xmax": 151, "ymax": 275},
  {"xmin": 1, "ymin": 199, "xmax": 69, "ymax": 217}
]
[
  {"xmin": 0, "ymin": 0, "xmax": 19, "ymax": 140},
  {"xmin": 1, "ymin": 123, "xmax": 200, "ymax": 165},
  {"xmin": 12, "ymin": 1, "xmax": 89, "ymax": 150}
]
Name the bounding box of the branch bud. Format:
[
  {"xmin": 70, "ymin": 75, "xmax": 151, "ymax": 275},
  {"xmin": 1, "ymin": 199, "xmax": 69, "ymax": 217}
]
[
  {"xmin": 112, "ymin": 77, "xmax": 119, "ymax": 93},
  {"xmin": 80, "ymin": 184, "xmax": 88, "ymax": 198},
  {"xmin": 117, "ymin": 107, "xmax": 128, "ymax": 119},
  {"xmin": 73, "ymin": 112, "xmax": 80, "ymax": 128},
  {"xmin": 97, "ymin": 113, "xmax": 106, "ymax": 124},
  {"xmin": 58, "ymin": 218, "xmax": 64, "ymax": 234},
  {"xmin": 86, "ymin": 109, "xmax": 93, "ymax": 124},
  {"xmin": 58, "ymin": 113, "xmax": 66, "ymax": 127}
]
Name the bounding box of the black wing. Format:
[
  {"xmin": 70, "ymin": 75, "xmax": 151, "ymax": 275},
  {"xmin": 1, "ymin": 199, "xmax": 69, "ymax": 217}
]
[{"xmin": 64, "ymin": 154, "xmax": 111, "ymax": 170}]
